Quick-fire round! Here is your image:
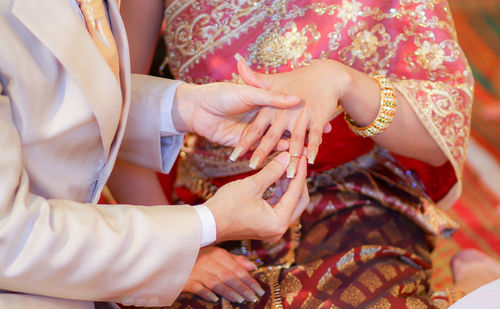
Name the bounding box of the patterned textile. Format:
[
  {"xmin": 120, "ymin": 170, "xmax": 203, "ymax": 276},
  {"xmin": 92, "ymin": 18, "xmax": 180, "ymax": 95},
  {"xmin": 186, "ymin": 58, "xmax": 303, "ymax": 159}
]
[
  {"xmin": 163, "ymin": 0, "xmax": 474, "ymax": 208},
  {"xmin": 155, "ymin": 0, "xmax": 473, "ymax": 307},
  {"xmin": 165, "ymin": 149, "xmax": 454, "ymax": 308}
]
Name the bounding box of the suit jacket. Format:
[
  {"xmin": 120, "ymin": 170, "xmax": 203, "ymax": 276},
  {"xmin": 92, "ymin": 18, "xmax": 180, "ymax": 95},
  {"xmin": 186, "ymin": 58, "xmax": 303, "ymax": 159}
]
[{"xmin": 0, "ymin": 0, "xmax": 200, "ymax": 306}]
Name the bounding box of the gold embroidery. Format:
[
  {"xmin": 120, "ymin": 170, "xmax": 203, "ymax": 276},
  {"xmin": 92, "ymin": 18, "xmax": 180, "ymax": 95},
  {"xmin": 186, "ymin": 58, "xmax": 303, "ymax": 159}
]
[
  {"xmin": 375, "ymin": 262, "xmax": 398, "ymax": 281},
  {"xmin": 300, "ymin": 258, "xmax": 323, "ymax": 278},
  {"xmin": 248, "ymin": 21, "xmax": 320, "ymax": 72},
  {"xmin": 401, "ymin": 281, "xmax": 417, "ymax": 294},
  {"xmin": 300, "ymin": 293, "xmax": 323, "ymax": 309},
  {"xmin": 360, "ymin": 246, "xmax": 381, "ymax": 263},
  {"xmin": 390, "ymin": 285, "xmax": 400, "ymax": 297},
  {"xmin": 340, "ymin": 284, "xmax": 367, "ymax": 307},
  {"xmin": 359, "ymin": 270, "xmax": 383, "ymax": 292},
  {"xmin": 317, "ymin": 267, "xmax": 342, "ymax": 295},
  {"xmin": 405, "ymin": 297, "xmax": 429, "ymax": 309},
  {"xmin": 382, "ymin": 220, "xmax": 403, "ymax": 243},
  {"xmin": 336, "ymin": 248, "xmax": 357, "ymax": 276},
  {"xmin": 367, "ymin": 297, "xmax": 392, "ymax": 309},
  {"xmin": 164, "ymin": 1, "xmax": 473, "ymax": 212},
  {"xmin": 281, "ymin": 272, "xmax": 302, "ymax": 305}
]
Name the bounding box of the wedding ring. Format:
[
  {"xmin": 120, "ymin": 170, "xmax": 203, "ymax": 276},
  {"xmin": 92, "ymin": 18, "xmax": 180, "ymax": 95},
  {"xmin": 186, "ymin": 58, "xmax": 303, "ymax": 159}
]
[{"xmin": 290, "ymin": 152, "xmax": 301, "ymax": 158}]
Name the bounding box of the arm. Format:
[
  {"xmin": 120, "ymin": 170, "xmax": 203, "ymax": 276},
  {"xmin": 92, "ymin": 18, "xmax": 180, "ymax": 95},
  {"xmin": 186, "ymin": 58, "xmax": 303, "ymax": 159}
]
[
  {"xmin": 120, "ymin": 0, "xmax": 165, "ymax": 74},
  {"xmin": 0, "ymin": 84, "xmax": 201, "ymax": 305},
  {"xmin": 232, "ymin": 2, "xmax": 473, "ymax": 176},
  {"xmin": 109, "ymin": 0, "xmax": 168, "ymax": 205}
]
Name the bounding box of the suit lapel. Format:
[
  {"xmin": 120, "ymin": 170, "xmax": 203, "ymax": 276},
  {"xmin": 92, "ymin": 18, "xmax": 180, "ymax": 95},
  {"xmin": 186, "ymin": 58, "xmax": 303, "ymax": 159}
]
[{"xmin": 12, "ymin": 0, "xmax": 122, "ymax": 157}]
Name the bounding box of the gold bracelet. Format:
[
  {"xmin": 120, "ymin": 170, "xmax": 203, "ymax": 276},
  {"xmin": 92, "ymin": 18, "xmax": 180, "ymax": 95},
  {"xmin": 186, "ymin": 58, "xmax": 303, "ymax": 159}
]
[{"xmin": 345, "ymin": 74, "xmax": 397, "ymax": 137}]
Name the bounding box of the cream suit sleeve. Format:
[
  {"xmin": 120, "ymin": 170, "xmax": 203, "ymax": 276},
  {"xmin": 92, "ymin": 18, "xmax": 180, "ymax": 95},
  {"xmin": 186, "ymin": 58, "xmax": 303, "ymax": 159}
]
[
  {"xmin": 118, "ymin": 74, "xmax": 185, "ymax": 172},
  {"xmin": 0, "ymin": 83, "xmax": 199, "ymax": 306}
]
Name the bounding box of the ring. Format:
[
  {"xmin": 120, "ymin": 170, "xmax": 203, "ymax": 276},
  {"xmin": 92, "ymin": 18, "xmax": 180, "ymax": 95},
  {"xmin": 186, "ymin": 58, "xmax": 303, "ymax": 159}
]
[{"xmin": 290, "ymin": 152, "xmax": 301, "ymax": 157}]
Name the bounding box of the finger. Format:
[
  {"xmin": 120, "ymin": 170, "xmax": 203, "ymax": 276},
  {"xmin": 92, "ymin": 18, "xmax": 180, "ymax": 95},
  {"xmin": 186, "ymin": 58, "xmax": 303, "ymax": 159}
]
[
  {"xmin": 209, "ymin": 280, "xmax": 246, "ymax": 304},
  {"xmin": 287, "ymin": 113, "xmax": 309, "ymax": 178},
  {"xmin": 290, "ymin": 179, "xmax": 310, "ymax": 222},
  {"xmin": 230, "ymin": 110, "xmax": 273, "ymax": 163},
  {"xmin": 306, "ymin": 120, "xmax": 326, "ymax": 165},
  {"xmin": 233, "ymin": 255, "xmax": 257, "ymax": 271},
  {"xmin": 245, "ymin": 152, "xmax": 290, "ymax": 194},
  {"xmin": 235, "ymin": 53, "xmax": 271, "ymax": 90},
  {"xmin": 186, "ymin": 280, "xmax": 219, "ymax": 303},
  {"xmin": 276, "ymin": 138, "xmax": 290, "ymax": 151},
  {"xmin": 323, "ymin": 122, "xmax": 332, "ymax": 133},
  {"xmin": 249, "ymin": 119, "xmax": 288, "ymax": 169},
  {"xmin": 215, "ymin": 254, "xmax": 260, "ymax": 302},
  {"xmin": 274, "ymin": 156, "xmax": 308, "ymax": 222}
]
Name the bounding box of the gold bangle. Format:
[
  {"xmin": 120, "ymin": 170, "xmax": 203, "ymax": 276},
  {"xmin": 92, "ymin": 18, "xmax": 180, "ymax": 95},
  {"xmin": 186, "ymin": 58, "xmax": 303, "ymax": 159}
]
[{"xmin": 344, "ymin": 74, "xmax": 397, "ymax": 138}]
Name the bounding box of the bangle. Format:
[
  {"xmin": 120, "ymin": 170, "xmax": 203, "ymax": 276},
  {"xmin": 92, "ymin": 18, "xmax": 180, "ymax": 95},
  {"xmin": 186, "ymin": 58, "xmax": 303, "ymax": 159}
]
[{"xmin": 344, "ymin": 75, "xmax": 397, "ymax": 138}]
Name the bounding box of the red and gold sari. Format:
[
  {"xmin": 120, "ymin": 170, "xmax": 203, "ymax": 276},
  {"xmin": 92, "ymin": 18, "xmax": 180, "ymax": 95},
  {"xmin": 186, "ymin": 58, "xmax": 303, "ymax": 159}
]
[{"xmin": 160, "ymin": 0, "xmax": 473, "ymax": 307}]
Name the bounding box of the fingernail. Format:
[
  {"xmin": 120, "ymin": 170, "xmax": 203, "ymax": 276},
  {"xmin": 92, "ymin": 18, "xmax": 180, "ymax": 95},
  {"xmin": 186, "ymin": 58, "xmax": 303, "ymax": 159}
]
[
  {"xmin": 252, "ymin": 284, "xmax": 265, "ymax": 297},
  {"xmin": 229, "ymin": 146, "xmax": 243, "ymax": 161},
  {"xmin": 275, "ymin": 152, "xmax": 290, "ymax": 166},
  {"xmin": 243, "ymin": 291, "xmax": 259, "ymax": 303},
  {"xmin": 249, "ymin": 156, "xmax": 260, "ymax": 169},
  {"xmin": 307, "ymin": 150, "xmax": 316, "ymax": 164},
  {"xmin": 286, "ymin": 161, "xmax": 296, "ymax": 178},
  {"xmin": 205, "ymin": 291, "xmax": 219, "ymax": 302},
  {"xmin": 234, "ymin": 53, "xmax": 245, "ymax": 63},
  {"xmin": 285, "ymin": 94, "xmax": 300, "ymax": 101},
  {"xmin": 229, "ymin": 292, "xmax": 245, "ymax": 304}
]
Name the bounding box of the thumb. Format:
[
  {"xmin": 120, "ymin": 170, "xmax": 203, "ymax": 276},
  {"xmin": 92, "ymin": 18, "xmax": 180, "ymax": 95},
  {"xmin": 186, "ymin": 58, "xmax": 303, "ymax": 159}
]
[
  {"xmin": 235, "ymin": 53, "xmax": 271, "ymax": 90},
  {"xmin": 246, "ymin": 152, "xmax": 290, "ymax": 194}
]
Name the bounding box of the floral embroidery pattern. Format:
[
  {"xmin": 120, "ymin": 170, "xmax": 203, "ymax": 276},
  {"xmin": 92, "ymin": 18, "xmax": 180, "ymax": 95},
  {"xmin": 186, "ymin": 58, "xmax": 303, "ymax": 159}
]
[{"xmin": 163, "ymin": 0, "xmax": 474, "ymax": 207}]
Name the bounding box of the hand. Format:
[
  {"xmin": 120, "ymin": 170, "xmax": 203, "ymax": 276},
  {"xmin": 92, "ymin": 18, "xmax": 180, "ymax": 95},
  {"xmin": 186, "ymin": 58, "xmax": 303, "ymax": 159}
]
[
  {"xmin": 205, "ymin": 152, "xmax": 309, "ymax": 243},
  {"xmin": 183, "ymin": 247, "xmax": 265, "ymax": 303},
  {"xmin": 230, "ymin": 58, "xmax": 354, "ymax": 177},
  {"xmin": 172, "ymin": 82, "xmax": 301, "ymax": 147}
]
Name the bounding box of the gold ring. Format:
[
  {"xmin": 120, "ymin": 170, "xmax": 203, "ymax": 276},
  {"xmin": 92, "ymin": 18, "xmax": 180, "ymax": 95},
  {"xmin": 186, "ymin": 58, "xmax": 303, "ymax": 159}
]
[{"xmin": 290, "ymin": 152, "xmax": 301, "ymax": 158}]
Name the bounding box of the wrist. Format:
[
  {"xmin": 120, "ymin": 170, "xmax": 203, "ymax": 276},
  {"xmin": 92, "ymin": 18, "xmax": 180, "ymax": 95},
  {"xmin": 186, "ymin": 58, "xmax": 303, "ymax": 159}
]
[
  {"xmin": 172, "ymin": 83, "xmax": 197, "ymax": 133},
  {"xmin": 339, "ymin": 68, "xmax": 381, "ymax": 127}
]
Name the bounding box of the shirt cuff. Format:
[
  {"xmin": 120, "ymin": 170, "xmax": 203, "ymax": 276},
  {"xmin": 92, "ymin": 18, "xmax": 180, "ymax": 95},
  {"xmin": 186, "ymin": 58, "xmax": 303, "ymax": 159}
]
[
  {"xmin": 160, "ymin": 81, "xmax": 184, "ymax": 137},
  {"xmin": 193, "ymin": 204, "xmax": 217, "ymax": 247}
]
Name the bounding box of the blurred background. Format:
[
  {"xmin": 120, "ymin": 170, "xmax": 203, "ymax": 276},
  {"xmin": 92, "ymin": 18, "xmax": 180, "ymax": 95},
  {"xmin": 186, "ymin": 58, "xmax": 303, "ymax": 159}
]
[{"xmin": 430, "ymin": 0, "xmax": 500, "ymax": 290}]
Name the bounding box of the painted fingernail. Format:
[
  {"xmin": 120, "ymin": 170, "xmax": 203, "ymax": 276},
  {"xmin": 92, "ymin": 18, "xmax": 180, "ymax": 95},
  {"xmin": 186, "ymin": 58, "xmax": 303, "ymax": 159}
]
[
  {"xmin": 243, "ymin": 291, "xmax": 258, "ymax": 303},
  {"xmin": 229, "ymin": 146, "xmax": 243, "ymax": 162},
  {"xmin": 307, "ymin": 150, "xmax": 316, "ymax": 164},
  {"xmin": 252, "ymin": 284, "xmax": 266, "ymax": 297},
  {"xmin": 234, "ymin": 53, "xmax": 245, "ymax": 63},
  {"xmin": 204, "ymin": 291, "xmax": 219, "ymax": 303},
  {"xmin": 286, "ymin": 161, "xmax": 296, "ymax": 178},
  {"xmin": 249, "ymin": 156, "xmax": 260, "ymax": 169},
  {"xmin": 229, "ymin": 292, "xmax": 245, "ymax": 304}
]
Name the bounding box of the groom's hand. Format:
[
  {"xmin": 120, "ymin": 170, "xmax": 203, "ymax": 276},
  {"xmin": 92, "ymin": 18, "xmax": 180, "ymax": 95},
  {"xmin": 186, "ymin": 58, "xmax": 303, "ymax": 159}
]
[
  {"xmin": 171, "ymin": 83, "xmax": 301, "ymax": 147},
  {"xmin": 204, "ymin": 152, "xmax": 309, "ymax": 243}
]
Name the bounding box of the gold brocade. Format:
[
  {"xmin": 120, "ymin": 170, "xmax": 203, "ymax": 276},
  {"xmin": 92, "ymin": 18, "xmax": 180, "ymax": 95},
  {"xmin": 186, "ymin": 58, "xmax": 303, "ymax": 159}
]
[{"xmin": 164, "ymin": 0, "xmax": 474, "ymax": 209}]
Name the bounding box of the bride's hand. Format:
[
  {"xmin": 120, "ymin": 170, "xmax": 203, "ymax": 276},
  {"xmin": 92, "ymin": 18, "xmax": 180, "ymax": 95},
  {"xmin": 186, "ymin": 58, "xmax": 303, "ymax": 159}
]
[
  {"xmin": 230, "ymin": 57, "xmax": 353, "ymax": 177},
  {"xmin": 183, "ymin": 247, "xmax": 265, "ymax": 303}
]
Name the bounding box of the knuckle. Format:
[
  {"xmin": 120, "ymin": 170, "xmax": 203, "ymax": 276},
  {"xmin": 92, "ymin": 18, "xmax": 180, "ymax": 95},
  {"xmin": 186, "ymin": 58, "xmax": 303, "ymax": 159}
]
[{"xmin": 291, "ymin": 133, "xmax": 304, "ymax": 144}]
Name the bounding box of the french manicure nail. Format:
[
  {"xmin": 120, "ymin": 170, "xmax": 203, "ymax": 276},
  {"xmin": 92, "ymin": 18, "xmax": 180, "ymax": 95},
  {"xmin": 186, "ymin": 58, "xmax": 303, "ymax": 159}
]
[
  {"xmin": 252, "ymin": 284, "xmax": 266, "ymax": 297},
  {"xmin": 286, "ymin": 161, "xmax": 296, "ymax": 178},
  {"xmin": 205, "ymin": 292, "xmax": 219, "ymax": 303},
  {"xmin": 249, "ymin": 156, "xmax": 260, "ymax": 169},
  {"xmin": 229, "ymin": 146, "xmax": 243, "ymax": 161},
  {"xmin": 307, "ymin": 150, "xmax": 316, "ymax": 164},
  {"xmin": 234, "ymin": 53, "xmax": 245, "ymax": 63},
  {"xmin": 243, "ymin": 291, "xmax": 258, "ymax": 303},
  {"xmin": 229, "ymin": 292, "xmax": 245, "ymax": 304}
]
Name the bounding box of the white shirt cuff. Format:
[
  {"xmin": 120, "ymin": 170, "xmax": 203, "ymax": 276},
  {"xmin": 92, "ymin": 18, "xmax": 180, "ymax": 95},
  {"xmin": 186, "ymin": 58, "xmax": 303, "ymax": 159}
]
[
  {"xmin": 160, "ymin": 81, "xmax": 184, "ymax": 137},
  {"xmin": 193, "ymin": 204, "xmax": 217, "ymax": 247}
]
